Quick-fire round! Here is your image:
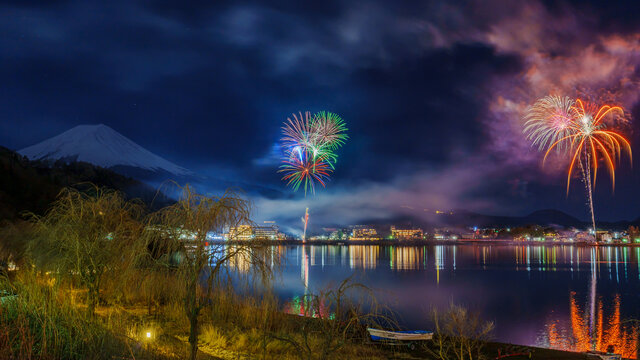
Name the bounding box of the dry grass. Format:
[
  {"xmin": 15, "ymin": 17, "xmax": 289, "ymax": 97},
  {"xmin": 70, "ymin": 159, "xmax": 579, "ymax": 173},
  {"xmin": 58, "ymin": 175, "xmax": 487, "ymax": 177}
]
[
  {"xmin": 200, "ymin": 324, "xmax": 228, "ymax": 349},
  {"xmin": 0, "ymin": 272, "xmax": 134, "ymax": 359},
  {"xmin": 0, "ymin": 270, "xmax": 400, "ymax": 360},
  {"xmin": 0, "ymin": 184, "xmax": 394, "ymax": 360}
]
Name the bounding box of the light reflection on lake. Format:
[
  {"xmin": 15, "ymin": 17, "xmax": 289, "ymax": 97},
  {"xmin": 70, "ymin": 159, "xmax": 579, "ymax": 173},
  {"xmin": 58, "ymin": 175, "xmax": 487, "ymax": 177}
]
[{"xmin": 268, "ymin": 244, "xmax": 640, "ymax": 357}]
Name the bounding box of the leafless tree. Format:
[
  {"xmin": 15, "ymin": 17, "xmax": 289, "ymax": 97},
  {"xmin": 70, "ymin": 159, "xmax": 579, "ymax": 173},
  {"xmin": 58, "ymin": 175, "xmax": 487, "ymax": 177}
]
[
  {"xmin": 428, "ymin": 304, "xmax": 494, "ymax": 360},
  {"xmin": 28, "ymin": 185, "xmax": 144, "ymax": 316},
  {"xmin": 142, "ymin": 184, "xmax": 273, "ymax": 360}
]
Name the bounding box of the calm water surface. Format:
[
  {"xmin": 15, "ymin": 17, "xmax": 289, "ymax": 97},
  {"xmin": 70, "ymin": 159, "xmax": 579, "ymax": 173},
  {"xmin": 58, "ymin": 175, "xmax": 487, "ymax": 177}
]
[{"xmin": 270, "ymin": 244, "xmax": 640, "ymax": 358}]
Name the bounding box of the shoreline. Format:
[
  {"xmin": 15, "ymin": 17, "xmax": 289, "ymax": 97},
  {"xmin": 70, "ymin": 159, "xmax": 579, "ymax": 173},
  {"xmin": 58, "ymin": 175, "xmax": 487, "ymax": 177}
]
[{"xmin": 224, "ymin": 239, "xmax": 639, "ymax": 247}]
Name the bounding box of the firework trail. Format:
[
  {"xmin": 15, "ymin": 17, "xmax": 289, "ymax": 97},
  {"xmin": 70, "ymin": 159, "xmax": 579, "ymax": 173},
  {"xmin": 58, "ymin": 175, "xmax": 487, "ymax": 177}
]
[
  {"xmin": 278, "ymin": 111, "xmax": 347, "ymax": 195},
  {"xmin": 301, "ymin": 207, "xmax": 309, "ymax": 242},
  {"xmin": 523, "ymin": 96, "xmax": 632, "ymax": 235}
]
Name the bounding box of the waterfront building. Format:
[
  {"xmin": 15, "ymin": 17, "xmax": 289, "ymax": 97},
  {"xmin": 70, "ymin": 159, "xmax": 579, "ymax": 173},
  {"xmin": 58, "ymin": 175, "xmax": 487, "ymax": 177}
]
[
  {"xmin": 226, "ymin": 224, "xmax": 253, "ymax": 240},
  {"xmin": 432, "ymin": 227, "xmax": 461, "ymax": 240},
  {"xmin": 254, "ymin": 221, "xmax": 279, "ymax": 240},
  {"xmin": 575, "ymin": 231, "xmax": 594, "ymax": 242},
  {"xmin": 350, "ymin": 226, "xmax": 380, "ymax": 241},
  {"xmin": 390, "ymin": 226, "xmax": 423, "ymax": 240},
  {"xmin": 227, "ymin": 221, "xmax": 282, "ymax": 240},
  {"xmin": 600, "ymin": 232, "xmax": 613, "ymax": 243}
]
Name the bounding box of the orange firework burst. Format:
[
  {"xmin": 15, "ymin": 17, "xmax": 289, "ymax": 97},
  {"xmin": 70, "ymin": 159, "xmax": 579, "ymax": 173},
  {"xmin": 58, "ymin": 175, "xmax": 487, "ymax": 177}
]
[
  {"xmin": 524, "ymin": 96, "xmax": 632, "ymax": 233},
  {"xmin": 542, "ymin": 99, "xmax": 632, "ymax": 193}
]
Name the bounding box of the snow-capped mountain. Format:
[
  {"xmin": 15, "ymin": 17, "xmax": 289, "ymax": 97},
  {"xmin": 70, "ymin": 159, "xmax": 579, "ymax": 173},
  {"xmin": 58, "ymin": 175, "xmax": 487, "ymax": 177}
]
[{"xmin": 19, "ymin": 124, "xmax": 193, "ymax": 178}]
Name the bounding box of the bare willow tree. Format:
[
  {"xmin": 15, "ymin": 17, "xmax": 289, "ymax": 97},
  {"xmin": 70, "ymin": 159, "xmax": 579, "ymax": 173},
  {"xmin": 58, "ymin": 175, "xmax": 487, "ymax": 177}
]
[
  {"xmin": 143, "ymin": 184, "xmax": 273, "ymax": 360},
  {"xmin": 28, "ymin": 185, "xmax": 144, "ymax": 316},
  {"xmin": 428, "ymin": 304, "xmax": 494, "ymax": 360}
]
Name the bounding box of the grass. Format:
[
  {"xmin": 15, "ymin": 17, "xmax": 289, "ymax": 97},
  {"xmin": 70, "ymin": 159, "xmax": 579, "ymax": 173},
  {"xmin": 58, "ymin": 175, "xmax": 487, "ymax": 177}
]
[
  {"xmin": 0, "ymin": 271, "xmax": 600, "ymax": 360},
  {"xmin": 0, "ymin": 273, "xmax": 135, "ymax": 359},
  {"xmin": 0, "ymin": 269, "xmax": 397, "ymax": 360}
]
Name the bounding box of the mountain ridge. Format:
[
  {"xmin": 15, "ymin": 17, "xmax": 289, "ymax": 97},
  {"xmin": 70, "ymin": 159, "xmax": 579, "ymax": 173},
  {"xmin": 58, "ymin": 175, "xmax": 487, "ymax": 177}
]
[
  {"xmin": 0, "ymin": 146, "xmax": 171, "ymax": 220},
  {"xmin": 331, "ymin": 208, "xmax": 639, "ymax": 233},
  {"xmin": 17, "ymin": 124, "xmax": 283, "ymax": 198},
  {"xmin": 19, "ymin": 124, "xmax": 193, "ymax": 178}
]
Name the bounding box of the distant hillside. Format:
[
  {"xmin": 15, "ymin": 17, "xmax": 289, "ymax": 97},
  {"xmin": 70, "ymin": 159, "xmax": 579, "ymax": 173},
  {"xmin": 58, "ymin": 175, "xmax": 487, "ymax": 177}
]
[
  {"xmin": 338, "ymin": 208, "xmax": 638, "ymax": 234},
  {"xmin": 436, "ymin": 209, "xmax": 585, "ymax": 228},
  {"xmin": 0, "ymin": 146, "xmax": 170, "ymax": 220}
]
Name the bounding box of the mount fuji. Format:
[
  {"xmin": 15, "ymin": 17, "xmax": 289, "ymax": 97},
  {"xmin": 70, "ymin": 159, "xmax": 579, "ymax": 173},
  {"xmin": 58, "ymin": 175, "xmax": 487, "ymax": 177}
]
[
  {"xmin": 19, "ymin": 124, "xmax": 194, "ymax": 180},
  {"xmin": 18, "ymin": 124, "xmax": 283, "ymax": 198}
]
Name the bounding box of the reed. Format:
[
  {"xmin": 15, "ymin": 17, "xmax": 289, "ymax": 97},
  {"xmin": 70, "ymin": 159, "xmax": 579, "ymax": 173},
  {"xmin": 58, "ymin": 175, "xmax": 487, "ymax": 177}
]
[
  {"xmin": 0, "ymin": 183, "xmax": 394, "ymax": 360},
  {"xmin": 0, "ymin": 271, "xmax": 137, "ymax": 359}
]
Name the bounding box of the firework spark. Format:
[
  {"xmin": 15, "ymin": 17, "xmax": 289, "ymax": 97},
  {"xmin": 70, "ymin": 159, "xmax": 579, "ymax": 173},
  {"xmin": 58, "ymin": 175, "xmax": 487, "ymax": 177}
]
[
  {"xmin": 278, "ymin": 111, "xmax": 347, "ymax": 195},
  {"xmin": 279, "ymin": 150, "xmax": 332, "ymax": 194},
  {"xmin": 310, "ymin": 111, "xmax": 349, "ymax": 152},
  {"xmin": 281, "ymin": 111, "xmax": 313, "ymax": 152},
  {"xmin": 523, "ymin": 95, "xmax": 576, "ymax": 153},
  {"xmin": 542, "ymin": 99, "xmax": 631, "ymax": 193},
  {"xmin": 523, "ymin": 96, "xmax": 632, "ymax": 234}
]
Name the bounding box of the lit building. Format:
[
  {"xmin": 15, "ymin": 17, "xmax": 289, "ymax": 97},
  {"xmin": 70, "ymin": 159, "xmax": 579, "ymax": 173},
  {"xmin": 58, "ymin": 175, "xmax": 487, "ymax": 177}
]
[
  {"xmin": 575, "ymin": 231, "xmax": 595, "ymax": 242},
  {"xmin": 328, "ymin": 229, "xmax": 349, "ymax": 241},
  {"xmin": 390, "ymin": 226, "xmax": 423, "ymax": 240},
  {"xmin": 432, "ymin": 228, "xmax": 460, "ymax": 241},
  {"xmin": 226, "ymin": 224, "xmax": 253, "ymax": 241},
  {"xmin": 253, "ymin": 221, "xmax": 279, "ymax": 240},
  {"xmin": 350, "ymin": 226, "xmax": 380, "ymax": 240},
  {"xmin": 227, "ymin": 221, "xmax": 281, "ymax": 241}
]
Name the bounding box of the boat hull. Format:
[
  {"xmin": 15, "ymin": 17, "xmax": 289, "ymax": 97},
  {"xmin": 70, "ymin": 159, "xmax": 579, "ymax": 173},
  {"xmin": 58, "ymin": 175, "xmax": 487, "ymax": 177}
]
[{"xmin": 367, "ymin": 328, "xmax": 433, "ymax": 341}]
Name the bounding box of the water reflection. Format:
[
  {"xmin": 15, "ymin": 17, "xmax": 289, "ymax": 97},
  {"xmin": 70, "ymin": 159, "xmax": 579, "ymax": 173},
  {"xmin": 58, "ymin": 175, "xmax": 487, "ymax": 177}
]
[
  {"xmin": 349, "ymin": 245, "xmax": 380, "ymax": 269},
  {"xmin": 274, "ymin": 244, "xmax": 640, "ymax": 280},
  {"xmin": 240, "ymin": 244, "xmax": 640, "ymax": 356},
  {"xmin": 284, "ymin": 294, "xmax": 331, "ymax": 319},
  {"xmin": 542, "ymin": 293, "xmax": 638, "ymax": 358}
]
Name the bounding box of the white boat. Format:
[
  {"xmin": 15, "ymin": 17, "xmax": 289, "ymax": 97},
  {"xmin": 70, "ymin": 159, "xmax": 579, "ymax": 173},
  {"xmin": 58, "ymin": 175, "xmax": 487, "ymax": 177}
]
[
  {"xmin": 585, "ymin": 351, "xmax": 622, "ymax": 360},
  {"xmin": 367, "ymin": 328, "xmax": 433, "ymax": 341}
]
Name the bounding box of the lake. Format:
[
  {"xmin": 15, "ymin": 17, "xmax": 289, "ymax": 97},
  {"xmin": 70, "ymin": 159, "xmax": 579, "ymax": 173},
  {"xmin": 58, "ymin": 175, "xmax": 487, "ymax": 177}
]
[{"xmin": 271, "ymin": 244, "xmax": 640, "ymax": 358}]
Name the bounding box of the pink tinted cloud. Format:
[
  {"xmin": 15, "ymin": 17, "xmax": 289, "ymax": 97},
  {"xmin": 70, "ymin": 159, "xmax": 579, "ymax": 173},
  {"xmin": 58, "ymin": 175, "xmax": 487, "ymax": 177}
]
[
  {"xmin": 253, "ymin": 1, "xmax": 640, "ymax": 228},
  {"xmin": 481, "ymin": 3, "xmax": 640, "ymax": 177}
]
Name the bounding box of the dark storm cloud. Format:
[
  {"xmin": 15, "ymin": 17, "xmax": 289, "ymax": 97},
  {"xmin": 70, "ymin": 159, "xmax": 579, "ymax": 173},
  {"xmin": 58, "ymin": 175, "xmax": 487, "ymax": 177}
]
[{"xmin": 2, "ymin": 0, "xmax": 640, "ymax": 227}]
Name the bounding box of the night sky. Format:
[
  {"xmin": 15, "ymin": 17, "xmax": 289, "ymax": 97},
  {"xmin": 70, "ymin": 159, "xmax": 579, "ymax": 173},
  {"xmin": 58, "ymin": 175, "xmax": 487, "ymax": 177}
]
[{"xmin": 2, "ymin": 0, "xmax": 640, "ymax": 230}]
